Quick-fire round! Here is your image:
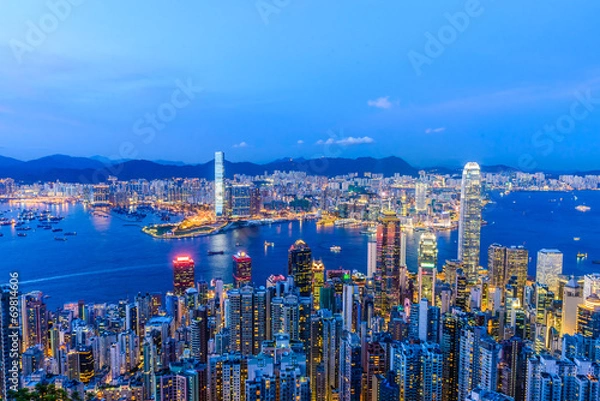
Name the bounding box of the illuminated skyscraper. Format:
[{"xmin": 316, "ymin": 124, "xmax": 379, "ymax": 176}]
[
  {"xmin": 576, "ymin": 294, "xmax": 600, "ymax": 338},
  {"xmin": 418, "ymin": 232, "xmax": 438, "ymax": 305},
  {"xmin": 288, "ymin": 240, "xmax": 313, "ymax": 297},
  {"xmin": 312, "ymin": 260, "xmax": 325, "ymax": 311},
  {"xmin": 21, "ymin": 291, "xmax": 48, "ymax": 352},
  {"xmin": 214, "ymin": 151, "xmax": 225, "ymax": 217},
  {"xmin": 536, "ymin": 249, "xmax": 563, "ymax": 296},
  {"xmin": 173, "ymin": 256, "xmax": 195, "ymax": 296},
  {"xmin": 562, "ymin": 277, "xmax": 582, "ymax": 336},
  {"xmin": 415, "ymin": 182, "xmax": 428, "ymax": 212},
  {"xmin": 375, "ymin": 210, "xmax": 403, "ymax": 317},
  {"xmin": 458, "ymin": 162, "xmax": 482, "ymax": 277},
  {"xmin": 233, "ymin": 252, "xmax": 252, "ymax": 288}
]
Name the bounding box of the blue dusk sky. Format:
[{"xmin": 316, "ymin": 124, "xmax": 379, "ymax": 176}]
[{"xmin": 1, "ymin": 0, "xmax": 600, "ymax": 170}]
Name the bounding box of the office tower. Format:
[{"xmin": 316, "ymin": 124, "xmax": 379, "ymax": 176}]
[
  {"xmin": 505, "ymin": 246, "xmax": 528, "ymax": 302},
  {"xmin": 312, "ymin": 260, "xmax": 325, "ymax": 311},
  {"xmin": 77, "ymin": 346, "xmax": 95, "ymax": 384},
  {"xmin": 229, "ymin": 184, "xmax": 252, "ymax": 217},
  {"xmin": 441, "ymin": 314, "xmax": 463, "ymax": 401},
  {"xmin": 375, "ymin": 210, "xmax": 403, "ymax": 317},
  {"xmin": 536, "ymin": 249, "xmax": 563, "ymax": 296},
  {"xmin": 342, "ymin": 284, "xmax": 357, "ymax": 333},
  {"xmin": 488, "ymin": 244, "xmax": 506, "ymax": 288},
  {"xmin": 415, "ymin": 182, "xmax": 428, "ymax": 212},
  {"xmin": 455, "ymin": 269, "xmax": 470, "ymax": 311},
  {"xmin": 577, "ymin": 294, "xmax": 600, "ymax": 338},
  {"xmin": 562, "ymin": 277, "xmax": 583, "ymax": 336},
  {"xmin": 233, "ymin": 251, "xmax": 252, "ymax": 288},
  {"xmin": 339, "ymin": 332, "xmax": 362, "ymax": 401},
  {"xmin": 21, "ymin": 291, "xmax": 48, "ymax": 352},
  {"xmin": 173, "ymin": 256, "xmax": 195, "ymax": 296},
  {"xmin": 583, "ymin": 273, "xmax": 600, "ymax": 299},
  {"xmin": 288, "ymin": 240, "xmax": 313, "ymax": 297},
  {"xmin": 190, "ymin": 307, "xmax": 209, "ymax": 364},
  {"xmin": 214, "ymin": 151, "xmax": 225, "ymax": 217},
  {"xmin": 458, "ymin": 162, "xmax": 482, "ymax": 277},
  {"xmin": 418, "ymin": 232, "xmax": 438, "ymax": 305},
  {"xmin": 367, "ymin": 238, "xmax": 377, "ymax": 278},
  {"xmin": 444, "ymin": 259, "xmax": 463, "ymax": 289}
]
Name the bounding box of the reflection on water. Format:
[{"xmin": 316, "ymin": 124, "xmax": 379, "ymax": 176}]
[{"xmin": 1, "ymin": 191, "xmax": 600, "ymax": 308}]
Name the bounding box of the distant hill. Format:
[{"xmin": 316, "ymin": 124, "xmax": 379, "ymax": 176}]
[{"xmin": 0, "ymin": 154, "xmax": 556, "ymax": 183}]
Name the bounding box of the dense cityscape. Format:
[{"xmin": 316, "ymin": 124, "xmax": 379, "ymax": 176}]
[{"xmin": 1, "ymin": 153, "xmax": 600, "ymax": 401}]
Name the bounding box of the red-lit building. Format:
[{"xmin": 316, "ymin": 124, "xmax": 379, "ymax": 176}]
[
  {"xmin": 233, "ymin": 252, "xmax": 252, "ymax": 288},
  {"xmin": 173, "ymin": 256, "xmax": 195, "ymax": 296}
]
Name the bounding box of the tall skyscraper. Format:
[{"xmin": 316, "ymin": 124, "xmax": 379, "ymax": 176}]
[
  {"xmin": 458, "ymin": 162, "xmax": 482, "ymax": 277},
  {"xmin": 415, "ymin": 182, "xmax": 428, "ymax": 212},
  {"xmin": 229, "ymin": 184, "xmax": 252, "ymax": 217},
  {"xmin": 21, "ymin": 291, "xmax": 48, "ymax": 352},
  {"xmin": 562, "ymin": 277, "xmax": 582, "ymax": 336},
  {"xmin": 288, "ymin": 240, "xmax": 313, "ymax": 297},
  {"xmin": 173, "ymin": 256, "xmax": 195, "ymax": 296},
  {"xmin": 536, "ymin": 249, "xmax": 563, "ymax": 296},
  {"xmin": 214, "ymin": 151, "xmax": 225, "ymax": 217},
  {"xmin": 375, "ymin": 210, "xmax": 404, "ymax": 317},
  {"xmin": 312, "ymin": 260, "xmax": 325, "ymax": 311},
  {"xmin": 233, "ymin": 251, "xmax": 252, "ymax": 288},
  {"xmin": 418, "ymin": 232, "xmax": 438, "ymax": 305}
]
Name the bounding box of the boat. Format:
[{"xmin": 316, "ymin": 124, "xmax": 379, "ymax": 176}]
[
  {"xmin": 574, "ymin": 237, "xmax": 581, "ymax": 241},
  {"xmin": 64, "ymin": 232, "xmax": 77, "ymax": 236},
  {"xmin": 16, "ymin": 227, "xmax": 31, "ymax": 231},
  {"xmin": 330, "ymin": 245, "xmax": 342, "ymax": 253},
  {"xmin": 207, "ymin": 250, "xmax": 224, "ymax": 256},
  {"xmin": 577, "ymin": 252, "xmax": 588, "ymax": 260},
  {"xmin": 575, "ymin": 205, "xmax": 591, "ymax": 212},
  {"xmin": 264, "ymin": 241, "xmax": 275, "ymax": 247},
  {"xmin": 52, "ymin": 228, "xmax": 63, "ymax": 233},
  {"xmin": 17, "ymin": 233, "xmax": 27, "ymax": 237},
  {"xmin": 54, "ymin": 237, "xmax": 68, "ymax": 242}
]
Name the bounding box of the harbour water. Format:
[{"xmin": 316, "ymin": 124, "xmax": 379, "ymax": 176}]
[{"xmin": 1, "ymin": 190, "xmax": 599, "ymax": 308}]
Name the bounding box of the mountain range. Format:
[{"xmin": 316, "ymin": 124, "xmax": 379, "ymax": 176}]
[{"xmin": 0, "ymin": 154, "xmax": 567, "ymax": 184}]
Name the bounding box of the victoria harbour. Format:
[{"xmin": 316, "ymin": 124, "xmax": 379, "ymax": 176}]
[{"xmin": 2, "ymin": 190, "xmax": 599, "ymax": 308}]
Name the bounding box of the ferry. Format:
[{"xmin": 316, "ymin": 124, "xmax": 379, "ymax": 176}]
[
  {"xmin": 330, "ymin": 245, "xmax": 342, "ymax": 253},
  {"xmin": 575, "ymin": 205, "xmax": 591, "ymax": 212},
  {"xmin": 577, "ymin": 252, "xmax": 588, "ymax": 260},
  {"xmin": 574, "ymin": 237, "xmax": 581, "ymax": 241},
  {"xmin": 264, "ymin": 241, "xmax": 275, "ymax": 247},
  {"xmin": 207, "ymin": 250, "xmax": 224, "ymax": 256}
]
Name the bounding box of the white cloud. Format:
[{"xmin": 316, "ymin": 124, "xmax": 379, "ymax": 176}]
[
  {"xmin": 367, "ymin": 96, "xmax": 392, "ymax": 109},
  {"xmin": 425, "ymin": 127, "xmax": 446, "ymax": 134},
  {"xmin": 316, "ymin": 136, "xmax": 374, "ymax": 146},
  {"xmin": 233, "ymin": 141, "xmax": 248, "ymax": 148},
  {"xmin": 297, "ymin": 140, "xmax": 304, "ymax": 145}
]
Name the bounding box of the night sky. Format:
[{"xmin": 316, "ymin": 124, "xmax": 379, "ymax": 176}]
[{"xmin": 1, "ymin": 1, "xmax": 600, "ymax": 170}]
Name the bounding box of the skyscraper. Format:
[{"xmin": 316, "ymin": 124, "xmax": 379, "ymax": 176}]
[
  {"xmin": 229, "ymin": 184, "xmax": 252, "ymax": 217},
  {"xmin": 214, "ymin": 151, "xmax": 225, "ymax": 217},
  {"xmin": 458, "ymin": 162, "xmax": 482, "ymax": 277},
  {"xmin": 375, "ymin": 210, "xmax": 404, "ymax": 317},
  {"xmin": 312, "ymin": 260, "xmax": 325, "ymax": 311},
  {"xmin": 536, "ymin": 249, "xmax": 563, "ymax": 296},
  {"xmin": 418, "ymin": 232, "xmax": 438, "ymax": 305},
  {"xmin": 233, "ymin": 251, "xmax": 252, "ymax": 288},
  {"xmin": 288, "ymin": 240, "xmax": 313, "ymax": 297},
  {"xmin": 415, "ymin": 182, "xmax": 428, "ymax": 212},
  {"xmin": 173, "ymin": 256, "xmax": 195, "ymax": 296},
  {"xmin": 562, "ymin": 277, "xmax": 582, "ymax": 336}
]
